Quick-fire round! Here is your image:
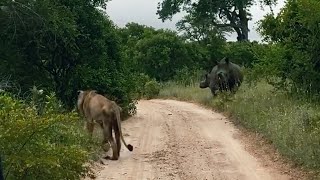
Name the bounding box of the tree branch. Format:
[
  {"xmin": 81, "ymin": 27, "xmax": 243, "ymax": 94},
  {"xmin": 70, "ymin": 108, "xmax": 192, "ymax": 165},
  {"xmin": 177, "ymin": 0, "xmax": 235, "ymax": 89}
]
[{"xmin": 212, "ymin": 22, "xmax": 243, "ymax": 29}]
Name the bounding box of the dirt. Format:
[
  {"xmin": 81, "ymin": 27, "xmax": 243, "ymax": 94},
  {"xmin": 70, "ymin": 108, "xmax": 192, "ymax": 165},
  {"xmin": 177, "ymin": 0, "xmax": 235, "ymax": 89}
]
[{"xmin": 84, "ymin": 99, "xmax": 310, "ymax": 180}]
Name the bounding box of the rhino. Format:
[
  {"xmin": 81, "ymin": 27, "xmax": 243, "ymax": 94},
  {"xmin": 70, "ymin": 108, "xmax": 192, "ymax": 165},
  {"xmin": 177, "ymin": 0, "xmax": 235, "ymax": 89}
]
[{"xmin": 199, "ymin": 57, "xmax": 243, "ymax": 96}]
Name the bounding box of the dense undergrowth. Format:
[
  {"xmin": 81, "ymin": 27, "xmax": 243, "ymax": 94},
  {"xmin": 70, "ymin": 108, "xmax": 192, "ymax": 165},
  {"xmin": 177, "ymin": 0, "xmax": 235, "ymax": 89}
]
[
  {"xmin": 0, "ymin": 91, "xmax": 102, "ymax": 180},
  {"xmin": 159, "ymin": 80, "xmax": 320, "ymax": 176}
]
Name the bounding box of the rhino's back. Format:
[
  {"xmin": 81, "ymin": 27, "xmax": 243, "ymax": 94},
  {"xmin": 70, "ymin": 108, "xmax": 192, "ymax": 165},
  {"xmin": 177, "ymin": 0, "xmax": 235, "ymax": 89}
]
[
  {"xmin": 209, "ymin": 65, "xmax": 218, "ymax": 78},
  {"xmin": 229, "ymin": 62, "xmax": 243, "ymax": 82}
]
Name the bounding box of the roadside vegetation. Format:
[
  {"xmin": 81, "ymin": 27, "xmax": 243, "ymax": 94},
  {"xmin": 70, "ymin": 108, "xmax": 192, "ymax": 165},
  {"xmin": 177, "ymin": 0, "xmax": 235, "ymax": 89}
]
[
  {"xmin": 1, "ymin": 0, "xmax": 320, "ymax": 179},
  {"xmin": 160, "ymin": 80, "xmax": 320, "ymax": 175}
]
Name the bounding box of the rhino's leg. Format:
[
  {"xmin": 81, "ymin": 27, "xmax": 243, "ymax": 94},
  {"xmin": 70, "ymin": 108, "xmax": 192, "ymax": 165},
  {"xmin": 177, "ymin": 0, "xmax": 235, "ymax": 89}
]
[
  {"xmin": 230, "ymin": 82, "xmax": 241, "ymax": 94},
  {"xmin": 228, "ymin": 84, "xmax": 234, "ymax": 92},
  {"xmin": 208, "ymin": 80, "xmax": 217, "ymax": 96},
  {"xmin": 210, "ymin": 88, "xmax": 217, "ymax": 96}
]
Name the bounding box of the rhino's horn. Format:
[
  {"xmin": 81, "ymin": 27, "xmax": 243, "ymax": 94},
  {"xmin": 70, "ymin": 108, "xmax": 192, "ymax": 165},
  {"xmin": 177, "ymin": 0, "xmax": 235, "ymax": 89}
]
[{"xmin": 225, "ymin": 57, "xmax": 230, "ymax": 64}]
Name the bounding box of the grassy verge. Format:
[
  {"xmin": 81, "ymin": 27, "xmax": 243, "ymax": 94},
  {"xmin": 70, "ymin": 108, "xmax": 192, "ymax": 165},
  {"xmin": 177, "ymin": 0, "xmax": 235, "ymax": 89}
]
[{"xmin": 159, "ymin": 81, "xmax": 320, "ymax": 176}]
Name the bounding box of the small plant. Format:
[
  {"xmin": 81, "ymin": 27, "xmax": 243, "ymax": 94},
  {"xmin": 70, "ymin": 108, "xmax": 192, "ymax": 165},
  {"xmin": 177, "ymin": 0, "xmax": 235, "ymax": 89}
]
[
  {"xmin": 29, "ymin": 86, "xmax": 46, "ymax": 115},
  {"xmin": 143, "ymin": 80, "xmax": 160, "ymax": 99},
  {"xmin": 132, "ymin": 73, "xmax": 152, "ymax": 99}
]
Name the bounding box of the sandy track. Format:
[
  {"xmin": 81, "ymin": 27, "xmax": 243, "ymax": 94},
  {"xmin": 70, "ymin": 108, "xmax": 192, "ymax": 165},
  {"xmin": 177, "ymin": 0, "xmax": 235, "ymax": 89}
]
[{"xmin": 87, "ymin": 99, "xmax": 301, "ymax": 180}]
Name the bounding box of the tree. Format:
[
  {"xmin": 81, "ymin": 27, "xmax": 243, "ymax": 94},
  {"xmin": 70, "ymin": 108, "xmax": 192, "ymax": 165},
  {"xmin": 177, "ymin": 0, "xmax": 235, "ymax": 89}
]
[
  {"xmin": 135, "ymin": 30, "xmax": 195, "ymax": 81},
  {"xmin": 176, "ymin": 12, "xmax": 228, "ymax": 43},
  {"xmin": 258, "ymin": 0, "xmax": 320, "ymax": 96},
  {"xmin": 0, "ymin": 0, "xmax": 137, "ymax": 113},
  {"xmin": 157, "ymin": 0, "xmax": 277, "ymax": 41},
  {"xmin": 117, "ymin": 23, "xmax": 158, "ymax": 72}
]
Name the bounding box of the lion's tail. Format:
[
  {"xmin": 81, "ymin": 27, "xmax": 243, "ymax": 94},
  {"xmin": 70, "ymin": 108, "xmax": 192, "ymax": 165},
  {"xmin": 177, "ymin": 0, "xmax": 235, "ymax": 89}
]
[{"xmin": 112, "ymin": 103, "xmax": 133, "ymax": 152}]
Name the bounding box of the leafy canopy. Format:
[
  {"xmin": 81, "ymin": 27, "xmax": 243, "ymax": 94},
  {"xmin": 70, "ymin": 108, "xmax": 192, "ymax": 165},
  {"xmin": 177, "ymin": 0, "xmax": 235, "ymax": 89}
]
[
  {"xmin": 0, "ymin": 0, "xmax": 137, "ymax": 114},
  {"xmin": 157, "ymin": 0, "xmax": 277, "ymax": 41},
  {"xmin": 258, "ymin": 0, "xmax": 320, "ymax": 97}
]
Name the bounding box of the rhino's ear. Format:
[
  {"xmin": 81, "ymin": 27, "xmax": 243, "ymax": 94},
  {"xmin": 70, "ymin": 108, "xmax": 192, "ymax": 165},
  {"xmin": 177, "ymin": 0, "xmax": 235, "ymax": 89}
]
[{"xmin": 77, "ymin": 90, "xmax": 83, "ymax": 94}]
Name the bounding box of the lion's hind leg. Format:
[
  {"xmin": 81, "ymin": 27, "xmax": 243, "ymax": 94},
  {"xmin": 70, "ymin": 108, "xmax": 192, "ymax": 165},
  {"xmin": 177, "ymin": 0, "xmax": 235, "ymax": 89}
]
[
  {"xmin": 114, "ymin": 123, "xmax": 121, "ymax": 157},
  {"xmin": 86, "ymin": 121, "xmax": 95, "ymax": 138},
  {"xmin": 102, "ymin": 121, "xmax": 119, "ymax": 160}
]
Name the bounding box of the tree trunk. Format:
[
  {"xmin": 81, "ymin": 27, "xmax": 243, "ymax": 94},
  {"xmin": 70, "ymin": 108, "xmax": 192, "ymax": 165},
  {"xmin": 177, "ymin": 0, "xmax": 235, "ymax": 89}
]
[
  {"xmin": 234, "ymin": 27, "xmax": 245, "ymax": 41},
  {"xmin": 221, "ymin": 6, "xmax": 249, "ymax": 42},
  {"xmin": 237, "ymin": 5, "xmax": 249, "ymax": 41}
]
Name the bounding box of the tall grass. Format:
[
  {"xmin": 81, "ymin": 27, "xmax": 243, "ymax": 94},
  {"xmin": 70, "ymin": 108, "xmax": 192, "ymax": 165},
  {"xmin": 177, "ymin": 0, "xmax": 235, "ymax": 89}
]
[{"xmin": 159, "ymin": 80, "xmax": 320, "ymax": 173}]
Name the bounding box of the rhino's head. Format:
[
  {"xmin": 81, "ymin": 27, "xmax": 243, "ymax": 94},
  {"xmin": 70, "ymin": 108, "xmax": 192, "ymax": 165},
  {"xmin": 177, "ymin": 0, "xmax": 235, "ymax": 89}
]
[
  {"xmin": 199, "ymin": 73, "xmax": 210, "ymax": 88},
  {"xmin": 214, "ymin": 57, "xmax": 231, "ymax": 90}
]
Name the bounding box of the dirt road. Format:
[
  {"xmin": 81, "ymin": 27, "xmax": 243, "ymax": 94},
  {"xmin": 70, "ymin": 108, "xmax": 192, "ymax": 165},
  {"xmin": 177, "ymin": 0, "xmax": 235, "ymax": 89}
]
[{"xmin": 87, "ymin": 99, "xmax": 303, "ymax": 180}]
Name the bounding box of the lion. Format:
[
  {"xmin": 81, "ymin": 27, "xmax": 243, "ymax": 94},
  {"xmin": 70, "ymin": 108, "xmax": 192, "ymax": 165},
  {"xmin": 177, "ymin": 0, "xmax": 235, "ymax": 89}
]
[{"xmin": 77, "ymin": 90, "xmax": 133, "ymax": 160}]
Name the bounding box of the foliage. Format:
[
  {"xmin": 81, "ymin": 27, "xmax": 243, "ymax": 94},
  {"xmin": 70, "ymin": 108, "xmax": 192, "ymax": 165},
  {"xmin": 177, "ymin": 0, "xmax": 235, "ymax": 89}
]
[
  {"xmin": 117, "ymin": 23, "xmax": 158, "ymax": 73},
  {"xmin": 258, "ymin": 0, "xmax": 320, "ymax": 99},
  {"xmin": 117, "ymin": 22, "xmax": 227, "ymax": 82},
  {"xmin": 157, "ymin": 0, "xmax": 277, "ymax": 41},
  {"xmin": 223, "ymin": 41, "xmax": 267, "ymax": 68},
  {"xmin": 135, "ymin": 30, "xmax": 195, "ymax": 81},
  {"xmin": 130, "ymin": 73, "xmax": 153, "ymax": 99},
  {"xmin": 173, "ymin": 67, "xmax": 204, "ymax": 87},
  {"xmin": 119, "ymin": 25, "xmax": 202, "ymax": 81},
  {"xmin": 176, "ymin": 12, "xmax": 228, "ymax": 43},
  {"xmin": 159, "ymin": 80, "xmax": 320, "ymax": 176},
  {"xmin": 0, "ymin": 0, "xmax": 137, "ymax": 114},
  {"xmin": 0, "ymin": 92, "xmax": 99, "ymax": 180},
  {"xmin": 246, "ymin": 44, "xmax": 289, "ymax": 87},
  {"xmin": 143, "ymin": 80, "xmax": 161, "ymax": 100}
]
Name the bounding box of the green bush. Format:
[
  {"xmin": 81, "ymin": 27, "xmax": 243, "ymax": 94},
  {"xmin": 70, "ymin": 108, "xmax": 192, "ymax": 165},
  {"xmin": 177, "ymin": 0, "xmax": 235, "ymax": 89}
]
[
  {"xmin": 223, "ymin": 41, "xmax": 267, "ymax": 68},
  {"xmin": 134, "ymin": 30, "xmax": 196, "ymax": 81},
  {"xmin": 0, "ymin": 92, "xmax": 98, "ymax": 180},
  {"xmin": 0, "ymin": 0, "xmax": 138, "ymax": 116},
  {"xmin": 258, "ymin": 0, "xmax": 320, "ymax": 99},
  {"xmin": 143, "ymin": 80, "xmax": 160, "ymax": 99},
  {"xmin": 131, "ymin": 73, "xmax": 152, "ymax": 99}
]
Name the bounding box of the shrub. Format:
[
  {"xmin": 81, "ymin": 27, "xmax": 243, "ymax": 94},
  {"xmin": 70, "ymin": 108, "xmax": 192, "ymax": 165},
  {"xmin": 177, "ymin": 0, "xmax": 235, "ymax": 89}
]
[
  {"xmin": 258, "ymin": 0, "xmax": 320, "ymax": 99},
  {"xmin": 134, "ymin": 30, "xmax": 195, "ymax": 81},
  {"xmin": 223, "ymin": 41, "xmax": 266, "ymax": 68},
  {"xmin": 131, "ymin": 73, "xmax": 152, "ymax": 99},
  {"xmin": 0, "ymin": 0, "xmax": 138, "ymax": 117},
  {"xmin": 0, "ymin": 92, "xmax": 98, "ymax": 180},
  {"xmin": 143, "ymin": 80, "xmax": 160, "ymax": 99}
]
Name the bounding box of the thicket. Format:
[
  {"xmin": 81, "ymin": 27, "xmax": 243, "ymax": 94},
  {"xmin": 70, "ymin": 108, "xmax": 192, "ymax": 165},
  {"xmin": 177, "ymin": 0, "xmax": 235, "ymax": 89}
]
[
  {"xmin": 0, "ymin": 90, "xmax": 101, "ymax": 180},
  {"xmin": 118, "ymin": 23, "xmax": 205, "ymax": 82},
  {"xmin": 257, "ymin": 0, "xmax": 320, "ymax": 100},
  {"xmin": 0, "ymin": 0, "xmax": 136, "ymax": 115}
]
